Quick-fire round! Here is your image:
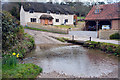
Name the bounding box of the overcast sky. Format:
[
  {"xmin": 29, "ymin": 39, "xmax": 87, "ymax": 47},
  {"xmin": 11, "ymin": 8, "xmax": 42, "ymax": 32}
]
[{"xmin": 2, "ymin": 0, "xmax": 120, "ymax": 3}]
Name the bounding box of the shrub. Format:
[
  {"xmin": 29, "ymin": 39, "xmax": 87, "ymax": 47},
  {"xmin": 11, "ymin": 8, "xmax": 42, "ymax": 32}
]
[
  {"xmin": 2, "ymin": 11, "xmax": 35, "ymax": 58},
  {"xmin": 89, "ymin": 45, "xmax": 94, "ymax": 48},
  {"xmin": 2, "ymin": 11, "xmax": 21, "ymax": 51},
  {"xmin": 107, "ymin": 47, "xmax": 113, "ymax": 52},
  {"xmin": 110, "ymin": 33, "xmax": 120, "ymax": 39},
  {"xmin": 2, "ymin": 11, "xmax": 41, "ymax": 79}
]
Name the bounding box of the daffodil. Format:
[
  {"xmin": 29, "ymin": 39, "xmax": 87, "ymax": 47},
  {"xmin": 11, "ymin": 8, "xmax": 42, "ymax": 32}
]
[
  {"xmin": 16, "ymin": 53, "xmax": 19, "ymax": 58},
  {"xmin": 12, "ymin": 52, "xmax": 16, "ymax": 56}
]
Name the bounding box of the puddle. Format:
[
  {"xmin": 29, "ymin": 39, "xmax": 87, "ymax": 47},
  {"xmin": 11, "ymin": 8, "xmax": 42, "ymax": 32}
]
[{"xmin": 23, "ymin": 44, "xmax": 118, "ymax": 78}]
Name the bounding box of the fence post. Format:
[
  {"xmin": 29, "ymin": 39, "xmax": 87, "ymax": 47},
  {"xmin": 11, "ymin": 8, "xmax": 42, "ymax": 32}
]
[
  {"xmin": 72, "ymin": 35, "xmax": 74, "ymax": 41},
  {"xmin": 89, "ymin": 37, "xmax": 91, "ymax": 41}
]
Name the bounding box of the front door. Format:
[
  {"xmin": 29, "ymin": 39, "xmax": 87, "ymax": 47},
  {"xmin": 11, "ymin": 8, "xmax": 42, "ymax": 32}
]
[{"xmin": 45, "ymin": 19, "xmax": 48, "ymax": 25}]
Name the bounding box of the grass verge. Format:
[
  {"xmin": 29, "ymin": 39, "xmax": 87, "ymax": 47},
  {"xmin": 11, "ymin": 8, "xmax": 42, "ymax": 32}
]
[
  {"xmin": 56, "ymin": 37, "xmax": 69, "ymax": 42},
  {"xmin": 2, "ymin": 63, "xmax": 42, "ymax": 78},
  {"xmin": 25, "ymin": 26, "xmax": 66, "ymax": 34},
  {"xmin": 55, "ymin": 25, "xmax": 74, "ymax": 29},
  {"xmin": 83, "ymin": 41, "xmax": 120, "ymax": 56}
]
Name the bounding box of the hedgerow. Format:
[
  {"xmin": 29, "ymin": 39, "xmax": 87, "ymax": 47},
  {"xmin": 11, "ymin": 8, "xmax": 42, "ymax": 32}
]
[
  {"xmin": 2, "ymin": 11, "xmax": 42, "ymax": 78},
  {"xmin": 2, "ymin": 11, "xmax": 35, "ymax": 58}
]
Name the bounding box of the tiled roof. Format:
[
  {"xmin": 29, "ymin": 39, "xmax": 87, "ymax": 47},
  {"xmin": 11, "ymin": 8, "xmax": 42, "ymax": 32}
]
[{"xmin": 85, "ymin": 2, "xmax": 120, "ymax": 20}]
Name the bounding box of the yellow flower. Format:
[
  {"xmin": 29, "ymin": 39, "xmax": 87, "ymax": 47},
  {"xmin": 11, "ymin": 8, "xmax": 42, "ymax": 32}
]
[
  {"xmin": 12, "ymin": 52, "xmax": 16, "ymax": 56},
  {"xmin": 16, "ymin": 53, "xmax": 19, "ymax": 58}
]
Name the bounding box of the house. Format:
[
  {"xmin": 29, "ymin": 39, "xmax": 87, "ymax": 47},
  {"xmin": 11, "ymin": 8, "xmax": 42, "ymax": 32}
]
[
  {"xmin": 85, "ymin": 2, "xmax": 120, "ymax": 31},
  {"xmin": 20, "ymin": 2, "xmax": 77, "ymax": 26}
]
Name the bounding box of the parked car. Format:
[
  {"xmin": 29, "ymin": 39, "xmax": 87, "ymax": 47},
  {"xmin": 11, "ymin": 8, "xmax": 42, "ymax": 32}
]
[
  {"xmin": 102, "ymin": 25, "xmax": 110, "ymax": 30},
  {"xmin": 88, "ymin": 26, "xmax": 96, "ymax": 31}
]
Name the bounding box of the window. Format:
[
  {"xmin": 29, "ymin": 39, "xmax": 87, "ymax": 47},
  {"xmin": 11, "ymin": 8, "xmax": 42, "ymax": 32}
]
[
  {"xmin": 29, "ymin": 10, "xmax": 34, "ymax": 13},
  {"xmin": 47, "ymin": 11, "xmax": 51, "ymax": 14},
  {"xmin": 31, "ymin": 18, "xmax": 36, "ymax": 22},
  {"xmin": 56, "ymin": 19, "xmax": 59, "ymax": 22},
  {"xmin": 56, "ymin": 12, "xmax": 59, "ymax": 14},
  {"xmin": 95, "ymin": 9, "xmax": 100, "ymax": 14},
  {"xmin": 65, "ymin": 19, "xmax": 68, "ymax": 23}
]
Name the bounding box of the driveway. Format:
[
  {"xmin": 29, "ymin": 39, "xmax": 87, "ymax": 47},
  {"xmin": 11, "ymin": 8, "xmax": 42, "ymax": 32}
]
[{"xmin": 69, "ymin": 31, "xmax": 97, "ymax": 38}]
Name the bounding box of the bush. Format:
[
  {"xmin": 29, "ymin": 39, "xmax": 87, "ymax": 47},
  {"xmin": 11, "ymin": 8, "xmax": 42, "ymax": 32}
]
[
  {"xmin": 110, "ymin": 33, "xmax": 120, "ymax": 39},
  {"xmin": 2, "ymin": 11, "xmax": 35, "ymax": 58},
  {"xmin": 2, "ymin": 11, "xmax": 21, "ymax": 50},
  {"xmin": 2, "ymin": 11, "xmax": 42, "ymax": 79}
]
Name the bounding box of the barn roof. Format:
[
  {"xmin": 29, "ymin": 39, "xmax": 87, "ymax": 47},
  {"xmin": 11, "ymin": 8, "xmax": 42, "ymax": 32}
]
[
  {"xmin": 85, "ymin": 2, "xmax": 120, "ymax": 21},
  {"xmin": 22, "ymin": 2, "xmax": 74, "ymax": 15}
]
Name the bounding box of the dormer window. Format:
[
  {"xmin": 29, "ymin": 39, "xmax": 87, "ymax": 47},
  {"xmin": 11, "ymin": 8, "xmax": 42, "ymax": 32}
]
[
  {"xmin": 56, "ymin": 12, "xmax": 59, "ymax": 15},
  {"xmin": 65, "ymin": 13, "xmax": 68, "ymax": 15},
  {"xmin": 95, "ymin": 9, "xmax": 100, "ymax": 14},
  {"xmin": 47, "ymin": 11, "xmax": 51, "ymax": 14},
  {"xmin": 29, "ymin": 10, "xmax": 34, "ymax": 13}
]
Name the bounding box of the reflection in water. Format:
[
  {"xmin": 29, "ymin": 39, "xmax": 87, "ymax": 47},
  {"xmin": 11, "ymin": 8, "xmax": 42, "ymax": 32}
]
[{"xmin": 23, "ymin": 44, "xmax": 118, "ymax": 78}]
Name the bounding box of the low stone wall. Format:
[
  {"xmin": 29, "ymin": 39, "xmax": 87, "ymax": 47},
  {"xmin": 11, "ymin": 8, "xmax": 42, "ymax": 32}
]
[
  {"xmin": 27, "ymin": 22, "xmax": 68, "ymax": 34},
  {"xmin": 99, "ymin": 30, "xmax": 119, "ymax": 39}
]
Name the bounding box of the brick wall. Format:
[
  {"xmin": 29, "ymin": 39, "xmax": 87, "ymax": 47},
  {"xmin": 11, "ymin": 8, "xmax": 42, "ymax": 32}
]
[
  {"xmin": 112, "ymin": 20, "xmax": 120, "ymax": 30},
  {"xmin": 99, "ymin": 30, "xmax": 119, "ymax": 39}
]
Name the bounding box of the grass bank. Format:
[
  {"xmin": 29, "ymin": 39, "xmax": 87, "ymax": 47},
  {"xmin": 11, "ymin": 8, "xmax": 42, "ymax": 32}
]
[
  {"xmin": 83, "ymin": 41, "xmax": 120, "ymax": 56},
  {"xmin": 2, "ymin": 11, "xmax": 42, "ymax": 79},
  {"xmin": 55, "ymin": 25, "xmax": 74, "ymax": 29},
  {"xmin": 52, "ymin": 37, "xmax": 69, "ymax": 42},
  {"xmin": 25, "ymin": 26, "xmax": 66, "ymax": 34},
  {"xmin": 2, "ymin": 63, "xmax": 42, "ymax": 78}
]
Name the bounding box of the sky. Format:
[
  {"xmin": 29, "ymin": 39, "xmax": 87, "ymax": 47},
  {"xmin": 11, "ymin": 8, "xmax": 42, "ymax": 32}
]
[{"xmin": 1, "ymin": 0, "xmax": 120, "ymax": 3}]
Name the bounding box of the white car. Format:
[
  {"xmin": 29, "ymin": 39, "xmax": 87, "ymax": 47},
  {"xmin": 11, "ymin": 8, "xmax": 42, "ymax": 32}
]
[{"xmin": 102, "ymin": 25, "xmax": 110, "ymax": 30}]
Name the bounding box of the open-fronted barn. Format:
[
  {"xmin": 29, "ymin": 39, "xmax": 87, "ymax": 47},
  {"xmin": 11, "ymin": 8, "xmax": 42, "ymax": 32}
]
[{"xmin": 85, "ymin": 2, "xmax": 120, "ymax": 31}]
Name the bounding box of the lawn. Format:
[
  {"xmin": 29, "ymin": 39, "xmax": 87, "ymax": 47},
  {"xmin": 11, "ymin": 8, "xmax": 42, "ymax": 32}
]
[{"xmin": 77, "ymin": 17, "xmax": 85, "ymax": 19}]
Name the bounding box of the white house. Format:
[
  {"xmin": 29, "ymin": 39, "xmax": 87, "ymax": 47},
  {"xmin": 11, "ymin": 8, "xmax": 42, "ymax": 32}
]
[{"xmin": 20, "ymin": 2, "xmax": 76, "ymax": 26}]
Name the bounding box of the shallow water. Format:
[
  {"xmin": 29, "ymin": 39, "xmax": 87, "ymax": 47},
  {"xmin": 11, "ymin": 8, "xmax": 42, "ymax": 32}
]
[{"xmin": 23, "ymin": 44, "xmax": 118, "ymax": 78}]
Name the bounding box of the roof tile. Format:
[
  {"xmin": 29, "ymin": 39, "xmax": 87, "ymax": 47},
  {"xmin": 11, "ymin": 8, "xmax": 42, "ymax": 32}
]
[{"xmin": 85, "ymin": 2, "xmax": 120, "ymax": 20}]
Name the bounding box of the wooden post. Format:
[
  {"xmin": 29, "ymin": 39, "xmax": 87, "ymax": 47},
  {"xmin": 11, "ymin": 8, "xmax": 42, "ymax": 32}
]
[
  {"xmin": 85, "ymin": 21, "xmax": 88, "ymax": 31},
  {"xmin": 72, "ymin": 35, "xmax": 74, "ymax": 41},
  {"xmin": 89, "ymin": 37, "xmax": 91, "ymax": 41},
  {"xmin": 85, "ymin": 21, "xmax": 87, "ymax": 31},
  {"xmin": 96, "ymin": 21, "xmax": 99, "ymax": 38}
]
